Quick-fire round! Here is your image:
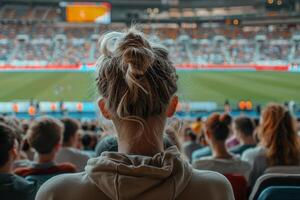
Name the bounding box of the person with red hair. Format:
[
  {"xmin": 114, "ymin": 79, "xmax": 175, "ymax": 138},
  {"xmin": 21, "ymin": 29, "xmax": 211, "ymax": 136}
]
[
  {"xmin": 193, "ymin": 113, "xmax": 251, "ymax": 179},
  {"xmin": 242, "ymin": 103, "xmax": 300, "ymax": 186}
]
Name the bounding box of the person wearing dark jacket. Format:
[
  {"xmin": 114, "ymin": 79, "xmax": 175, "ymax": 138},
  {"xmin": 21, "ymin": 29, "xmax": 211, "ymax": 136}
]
[{"xmin": 0, "ymin": 122, "xmax": 36, "ymax": 200}]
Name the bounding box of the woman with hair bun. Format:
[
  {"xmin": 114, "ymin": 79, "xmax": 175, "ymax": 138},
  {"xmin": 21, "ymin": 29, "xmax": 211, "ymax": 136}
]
[
  {"xmin": 193, "ymin": 113, "xmax": 251, "ymax": 179},
  {"xmin": 36, "ymin": 28, "xmax": 234, "ymax": 200},
  {"xmin": 242, "ymin": 103, "xmax": 300, "ymax": 186}
]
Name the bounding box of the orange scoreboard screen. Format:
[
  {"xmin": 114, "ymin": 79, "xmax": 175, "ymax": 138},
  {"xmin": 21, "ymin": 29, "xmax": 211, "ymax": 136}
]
[{"xmin": 65, "ymin": 2, "xmax": 111, "ymax": 23}]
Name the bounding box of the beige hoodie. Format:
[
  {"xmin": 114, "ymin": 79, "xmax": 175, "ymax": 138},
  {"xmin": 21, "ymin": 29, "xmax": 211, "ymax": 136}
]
[{"xmin": 36, "ymin": 146, "xmax": 234, "ymax": 200}]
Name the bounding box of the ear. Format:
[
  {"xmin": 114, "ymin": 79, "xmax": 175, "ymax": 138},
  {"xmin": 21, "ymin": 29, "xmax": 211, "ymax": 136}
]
[
  {"xmin": 166, "ymin": 96, "xmax": 178, "ymax": 117},
  {"xmin": 11, "ymin": 145, "xmax": 19, "ymax": 160},
  {"xmin": 98, "ymin": 98, "xmax": 111, "ymax": 119}
]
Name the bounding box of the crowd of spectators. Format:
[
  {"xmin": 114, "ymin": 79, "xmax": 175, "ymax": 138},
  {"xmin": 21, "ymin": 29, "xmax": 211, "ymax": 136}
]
[
  {"xmin": 0, "ymin": 6, "xmax": 60, "ymax": 21},
  {"xmin": 1, "ymin": 102, "xmax": 300, "ymax": 200},
  {"xmin": 0, "ymin": 24, "xmax": 300, "ymax": 65}
]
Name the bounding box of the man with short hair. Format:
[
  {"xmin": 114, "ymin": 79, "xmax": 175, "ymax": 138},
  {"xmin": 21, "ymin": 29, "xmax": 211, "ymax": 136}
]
[
  {"xmin": 55, "ymin": 118, "xmax": 90, "ymax": 171},
  {"xmin": 14, "ymin": 117, "xmax": 76, "ymax": 186},
  {"xmin": 230, "ymin": 116, "xmax": 256, "ymax": 156},
  {"xmin": 0, "ymin": 122, "xmax": 36, "ymax": 200}
]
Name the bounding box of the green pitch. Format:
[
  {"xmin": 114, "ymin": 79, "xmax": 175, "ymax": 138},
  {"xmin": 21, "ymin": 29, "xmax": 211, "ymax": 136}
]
[{"xmin": 0, "ymin": 71, "xmax": 299, "ymax": 105}]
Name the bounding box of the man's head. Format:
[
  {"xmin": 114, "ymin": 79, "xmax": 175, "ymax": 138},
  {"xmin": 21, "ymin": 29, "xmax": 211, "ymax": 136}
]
[
  {"xmin": 233, "ymin": 116, "xmax": 255, "ymax": 140},
  {"xmin": 27, "ymin": 116, "xmax": 64, "ymax": 155},
  {"xmin": 0, "ymin": 122, "xmax": 18, "ymax": 171},
  {"xmin": 0, "ymin": 116, "xmax": 24, "ymax": 149},
  {"xmin": 61, "ymin": 117, "xmax": 80, "ymax": 147}
]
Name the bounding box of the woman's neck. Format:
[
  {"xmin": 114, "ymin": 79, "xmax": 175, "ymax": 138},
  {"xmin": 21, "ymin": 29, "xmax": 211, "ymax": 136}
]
[
  {"xmin": 114, "ymin": 117, "xmax": 165, "ymax": 156},
  {"xmin": 211, "ymin": 141, "xmax": 233, "ymax": 159},
  {"xmin": 118, "ymin": 137, "xmax": 164, "ymax": 156}
]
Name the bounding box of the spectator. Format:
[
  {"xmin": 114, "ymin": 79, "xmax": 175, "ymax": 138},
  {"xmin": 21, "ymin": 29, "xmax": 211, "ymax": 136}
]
[
  {"xmin": 230, "ymin": 116, "xmax": 256, "ymax": 156},
  {"xmin": 182, "ymin": 127, "xmax": 202, "ymax": 162},
  {"xmin": 81, "ymin": 132, "xmax": 93, "ymax": 151},
  {"xmin": 242, "ymin": 103, "xmax": 300, "ymax": 186},
  {"xmin": 55, "ymin": 118, "xmax": 90, "ymax": 171},
  {"xmin": 36, "ymin": 28, "xmax": 234, "ymax": 200},
  {"xmin": 222, "ymin": 115, "xmax": 239, "ymax": 149},
  {"xmin": 81, "ymin": 132, "xmax": 96, "ymax": 158},
  {"xmin": 0, "ymin": 122, "xmax": 36, "ymax": 200},
  {"xmin": 0, "ymin": 116, "xmax": 31, "ymax": 169},
  {"xmin": 191, "ymin": 117, "xmax": 203, "ymax": 135},
  {"xmin": 192, "ymin": 114, "xmax": 233, "ymax": 161},
  {"xmin": 193, "ymin": 113, "xmax": 251, "ymax": 179},
  {"xmin": 14, "ymin": 117, "xmax": 76, "ymax": 187},
  {"xmin": 22, "ymin": 139, "xmax": 35, "ymax": 161}
]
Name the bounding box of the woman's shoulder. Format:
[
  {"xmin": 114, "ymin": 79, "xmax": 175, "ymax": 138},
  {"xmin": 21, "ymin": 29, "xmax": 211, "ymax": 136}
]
[{"xmin": 177, "ymin": 169, "xmax": 234, "ymax": 200}]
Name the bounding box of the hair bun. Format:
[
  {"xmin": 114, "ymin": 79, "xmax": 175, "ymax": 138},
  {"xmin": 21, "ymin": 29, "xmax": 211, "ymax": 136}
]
[
  {"xmin": 219, "ymin": 114, "xmax": 232, "ymax": 126},
  {"xmin": 118, "ymin": 30, "xmax": 154, "ymax": 76}
]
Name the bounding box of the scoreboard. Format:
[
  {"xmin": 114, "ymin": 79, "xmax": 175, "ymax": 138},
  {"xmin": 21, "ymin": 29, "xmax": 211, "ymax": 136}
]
[{"xmin": 61, "ymin": 2, "xmax": 111, "ymax": 24}]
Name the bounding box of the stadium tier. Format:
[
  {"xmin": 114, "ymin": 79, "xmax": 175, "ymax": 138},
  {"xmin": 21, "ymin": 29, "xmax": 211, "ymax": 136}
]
[{"xmin": 0, "ymin": 24, "xmax": 300, "ymax": 71}]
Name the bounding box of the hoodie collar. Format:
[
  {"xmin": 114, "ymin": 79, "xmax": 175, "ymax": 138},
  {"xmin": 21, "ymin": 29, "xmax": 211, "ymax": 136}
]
[{"xmin": 85, "ymin": 146, "xmax": 192, "ymax": 200}]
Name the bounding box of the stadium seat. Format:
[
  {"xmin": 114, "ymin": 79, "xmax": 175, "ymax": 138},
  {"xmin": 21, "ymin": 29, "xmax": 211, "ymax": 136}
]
[
  {"xmin": 224, "ymin": 174, "xmax": 248, "ymax": 200},
  {"xmin": 257, "ymin": 186, "xmax": 300, "ymax": 200},
  {"xmin": 249, "ymin": 174, "xmax": 300, "ymax": 200}
]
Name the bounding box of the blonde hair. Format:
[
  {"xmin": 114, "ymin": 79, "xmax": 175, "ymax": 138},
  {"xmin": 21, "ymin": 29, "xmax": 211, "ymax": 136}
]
[
  {"xmin": 260, "ymin": 103, "xmax": 300, "ymax": 166},
  {"xmin": 96, "ymin": 28, "xmax": 178, "ymax": 123}
]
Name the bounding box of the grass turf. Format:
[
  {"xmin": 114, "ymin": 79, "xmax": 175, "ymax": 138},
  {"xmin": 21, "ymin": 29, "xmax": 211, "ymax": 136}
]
[{"xmin": 0, "ymin": 71, "xmax": 299, "ymax": 105}]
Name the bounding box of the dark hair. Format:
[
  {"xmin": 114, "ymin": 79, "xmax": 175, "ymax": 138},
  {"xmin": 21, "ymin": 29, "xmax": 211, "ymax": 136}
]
[
  {"xmin": 206, "ymin": 113, "xmax": 231, "ymax": 141},
  {"xmin": 184, "ymin": 127, "xmax": 197, "ymax": 141},
  {"xmin": 189, "ymin": 132, "xmax": 197, "ymax": 142},
  {"xmin": 81, "ymin": 134, "xmax": 92, "ymax": 148},
  {"xmin": 61, "ymin": 117, "xmax": 80, "ymax": 144},
  {"xmin": 253, "ymin": 118, "xmax": 260, "ymax": 126},
  {"xmin": 22, "ymin": 138, "xmax": 30, "ymax": 151},
  {"xmin": 81, "ymin": 122, "xmax": 88, "ymax": 131},
  {"xmin": 220, "ymin": 114, "xmax": 232, "ymax": 126},
  {"xmin": 27, "ymin": 116, "xmax": 64, "ymax": 154},
  {"xmin": 0, "ymin": 122, "xmax": 16, "ymax": 166},
  {"xmin": 0, "ymin": 117, "xmax": 23, "ymax": 146},
  {"xmin": 234, "ymin": 116, "xmax": 255, "ymax": 137}
]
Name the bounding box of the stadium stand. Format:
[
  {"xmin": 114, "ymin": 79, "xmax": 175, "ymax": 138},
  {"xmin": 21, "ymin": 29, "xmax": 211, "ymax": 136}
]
[{"xmin": 1, "ymin": 23, "xmax": 300, "ymax": 66}]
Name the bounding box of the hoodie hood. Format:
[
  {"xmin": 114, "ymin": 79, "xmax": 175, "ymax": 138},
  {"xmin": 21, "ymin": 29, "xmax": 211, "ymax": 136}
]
[{"xmin": 85, "ymin": 146, "xmax": 192, "ymax": 200}]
